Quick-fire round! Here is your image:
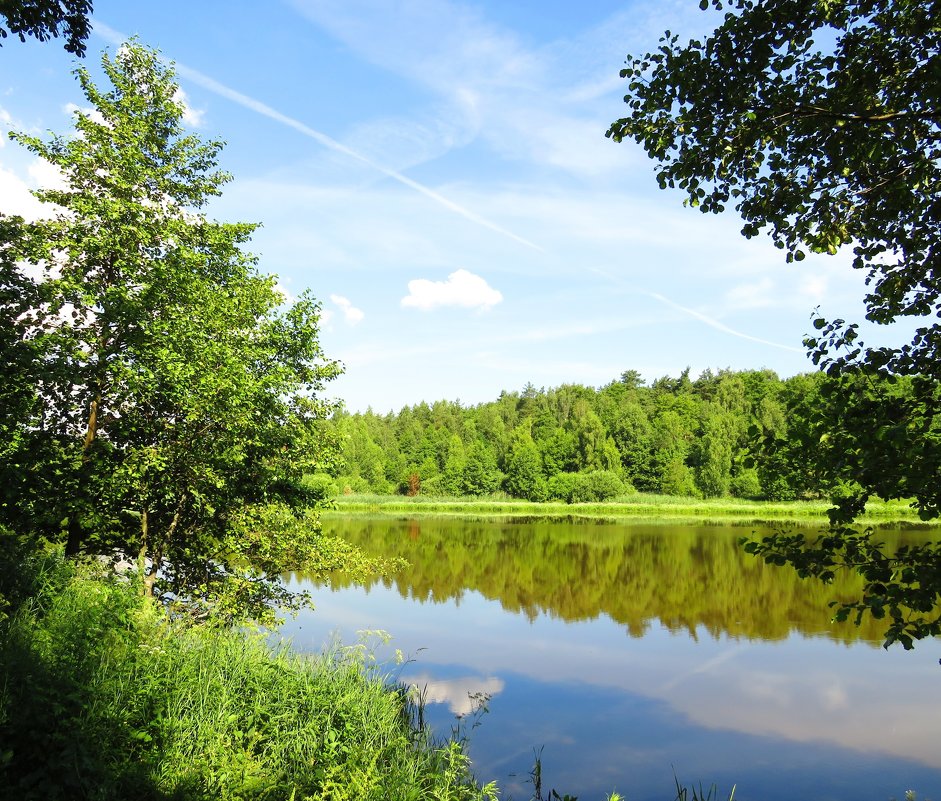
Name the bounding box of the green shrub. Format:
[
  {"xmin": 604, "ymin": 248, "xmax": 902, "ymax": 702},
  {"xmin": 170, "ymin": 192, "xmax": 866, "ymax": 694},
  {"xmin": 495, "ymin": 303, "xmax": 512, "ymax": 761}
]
[
  {"xmin": 571, "ymin": 470, "xmax": 627, "ymax": 503},
  {"xmin": 729, "ymin": 468, "xmax": 762, "ymax": 499},
  {"xmin": 339, "ymin": 475, "xmax": 372, "ymax": 494},
  {"xmin": 546, "ymin": 472, "xmax": 580, "ymax": 502},
  {"xmin": 299, "ymin": 472, "xmax": 339, "ymax": 502}
]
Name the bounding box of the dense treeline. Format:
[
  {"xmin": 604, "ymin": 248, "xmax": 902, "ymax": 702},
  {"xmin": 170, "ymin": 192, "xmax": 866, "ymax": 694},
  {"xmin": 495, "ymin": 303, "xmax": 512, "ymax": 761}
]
[{"xmin": 324, "ymin": 369, "xmax": 853, "ymax": 503}]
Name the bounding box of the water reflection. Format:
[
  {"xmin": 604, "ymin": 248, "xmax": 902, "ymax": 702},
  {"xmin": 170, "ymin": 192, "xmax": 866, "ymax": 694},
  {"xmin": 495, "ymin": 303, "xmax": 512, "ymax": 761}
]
[
  {"xmin": 307, "ymin": 516, "xmax": 936, "ymax": 644},
  {"xmin": 404, "ymin": 674, "xmax": 505, "ymax": 716},
  {"xmin": 279, "ymin": 517, "xmax": 941, "ymax": 800}
]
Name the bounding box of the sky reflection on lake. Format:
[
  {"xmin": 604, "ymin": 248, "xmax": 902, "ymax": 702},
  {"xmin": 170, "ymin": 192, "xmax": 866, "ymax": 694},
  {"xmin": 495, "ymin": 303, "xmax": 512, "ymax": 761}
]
[{"xmin": 279, "ymin": 519, "xmax": 941, "ymax": 800}]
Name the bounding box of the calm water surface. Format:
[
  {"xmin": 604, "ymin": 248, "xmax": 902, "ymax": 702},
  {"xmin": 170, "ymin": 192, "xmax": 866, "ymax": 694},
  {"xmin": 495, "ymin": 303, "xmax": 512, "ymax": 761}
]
[{"xmin": 279, "ymin": 516, "xmax": 941, "ymax": 801}]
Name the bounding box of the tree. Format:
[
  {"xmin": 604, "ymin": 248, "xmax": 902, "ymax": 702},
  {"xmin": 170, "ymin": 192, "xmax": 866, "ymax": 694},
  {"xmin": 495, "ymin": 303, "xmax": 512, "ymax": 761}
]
[
  {"xmin": 0, "ymin": 43, "xmax": 382, "ymax": 623},
  {"xmin": 462, "ymin": 439, "xmax": 502, "ymax": 496},
  {"xmin": 504, "ymin": 425, "xmax": 548, "ymax": 501},
  {"xmin": 0, "ymin": 0, "xmax": 93, "ymax": 55},
  {"xmin": 441, "ymin": 433, "xmax": 468, "ymax": 495},
  {"xmin": 652, "ymin": 409, "xmax": 698, "ymax": 497},
  {"xmin": 695, "ymin": 409, "xmax": 733, "ymax": 498},
  {"xmin": 608, "ymin": 0, "xmax": 941, "ymax": 647}
]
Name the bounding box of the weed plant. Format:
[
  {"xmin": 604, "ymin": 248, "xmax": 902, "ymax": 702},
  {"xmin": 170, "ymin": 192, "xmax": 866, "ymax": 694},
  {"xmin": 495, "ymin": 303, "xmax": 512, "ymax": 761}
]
[{"xmin": 0, "ymin": 552, "xmax": 498, "ymax": 801}]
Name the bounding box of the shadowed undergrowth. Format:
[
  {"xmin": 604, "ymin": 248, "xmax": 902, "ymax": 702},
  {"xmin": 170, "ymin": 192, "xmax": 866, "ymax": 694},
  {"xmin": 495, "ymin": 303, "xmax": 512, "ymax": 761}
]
[{"xmin": 0, "ymin": 550, "xmax": 497, "ymax": 801}]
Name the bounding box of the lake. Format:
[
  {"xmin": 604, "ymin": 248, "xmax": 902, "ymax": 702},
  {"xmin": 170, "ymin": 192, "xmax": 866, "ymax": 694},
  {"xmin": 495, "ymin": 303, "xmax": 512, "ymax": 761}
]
[{"xmin": 279, "ymin": 516, "xmax": 941, "ymax": 801}]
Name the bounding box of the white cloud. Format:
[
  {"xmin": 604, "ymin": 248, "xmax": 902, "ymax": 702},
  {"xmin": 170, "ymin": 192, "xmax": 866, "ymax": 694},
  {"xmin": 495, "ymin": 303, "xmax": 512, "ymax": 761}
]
[
  {"xmin": 401, "ymin": 268, "xmax": 503, "ymax": 311},
  {"xmin": 64, "ymin": 102, "xmax": 107, "ymax": 127},
  {"xmin": 724, "ymin": 277, "xmax": 776, "ymax": 310},
  {"xmin": 173, "ymin": 87, "xmax": 205, "ymax": 127},
  {"xmin": 0, "ymin": 106, "xmax": 13, "ymax": 147},
  {"xmin": 27, "ymin": 158, "xmax": 68, "ymax": 192},
  {"xmin": 800, "ymin": 274, "xmax": 829, "ymax": 303},
  {"xmin": 330, "ymin": 293, "xmax": 364, "ymax": 324},
  {"xmin": 274, "ymin": 281, "xmax": 295, "ymax": 304},
  {"xmin": 403, "ymin": 673, "xmax": 505, "ymax": 716},
  {"xmin": 0, "ymin": 165, "xmax": 46, "ymax": 219}
]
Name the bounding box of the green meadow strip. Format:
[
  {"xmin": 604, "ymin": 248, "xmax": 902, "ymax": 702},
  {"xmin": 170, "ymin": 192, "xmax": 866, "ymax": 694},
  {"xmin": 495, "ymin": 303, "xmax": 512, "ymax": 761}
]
[{"xmin": 326, "ymin": 493, "xmax": 933, "ymax": 526}]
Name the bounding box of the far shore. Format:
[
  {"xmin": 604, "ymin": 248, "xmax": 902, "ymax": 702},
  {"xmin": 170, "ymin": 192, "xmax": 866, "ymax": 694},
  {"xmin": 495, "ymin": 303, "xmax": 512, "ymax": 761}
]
[{"xmin": 324, "ymin": 493, "xmax": 937, "ymax": 527}]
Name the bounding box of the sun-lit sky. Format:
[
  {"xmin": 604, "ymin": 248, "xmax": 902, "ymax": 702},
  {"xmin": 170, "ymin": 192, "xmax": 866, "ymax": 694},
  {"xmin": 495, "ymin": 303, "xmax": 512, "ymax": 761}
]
[{"xmin": 0, "ymin": 0, "xmax": 893, "ymax": 412}]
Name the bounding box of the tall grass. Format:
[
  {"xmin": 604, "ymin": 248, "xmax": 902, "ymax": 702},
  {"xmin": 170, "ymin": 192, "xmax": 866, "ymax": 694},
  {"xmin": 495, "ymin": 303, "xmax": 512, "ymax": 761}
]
[
  {"xmin": 328, "ymin": 492, "xmax": 932, "ymax": 526},
  {"xmin": 0, "ymin": 553, "xmax": 498, "ymax": 801}
]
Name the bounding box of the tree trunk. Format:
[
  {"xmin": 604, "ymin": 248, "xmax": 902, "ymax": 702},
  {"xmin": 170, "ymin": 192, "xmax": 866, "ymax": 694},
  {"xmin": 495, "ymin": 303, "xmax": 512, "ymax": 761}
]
[{"xmin": 65, "ymin": 395, "xmax": 101, "ymax": 557}]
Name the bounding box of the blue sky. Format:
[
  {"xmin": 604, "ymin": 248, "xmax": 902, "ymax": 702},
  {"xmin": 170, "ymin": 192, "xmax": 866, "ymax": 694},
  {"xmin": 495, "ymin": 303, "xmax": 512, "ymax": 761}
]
[{"xmin": 0, "ymin": 0, "xmax": 888, "ymax": 412}]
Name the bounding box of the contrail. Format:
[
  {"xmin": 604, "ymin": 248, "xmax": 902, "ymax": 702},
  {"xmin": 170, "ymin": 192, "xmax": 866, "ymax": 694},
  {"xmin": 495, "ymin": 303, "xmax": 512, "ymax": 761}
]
[
  {"xmin": 646, "ymin": 291, "xmax": 804, "ymax": 353},
  {"xmin": 589, "ymin": 268, "xmax": 804, "ymax": 353},
  {"xmin": 92, "ymin": 21, "xmax": 544, "ymax": 253}
]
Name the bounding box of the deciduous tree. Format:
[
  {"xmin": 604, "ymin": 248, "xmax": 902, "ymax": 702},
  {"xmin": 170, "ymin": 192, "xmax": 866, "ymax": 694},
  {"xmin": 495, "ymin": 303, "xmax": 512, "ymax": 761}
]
[
  {"xmin": 608, "ymin": 0, "xmax": 941, "ymax": 647},
  {"xmin": 1, "ymin": 43, "xmax": 381, "ymax": 623}
]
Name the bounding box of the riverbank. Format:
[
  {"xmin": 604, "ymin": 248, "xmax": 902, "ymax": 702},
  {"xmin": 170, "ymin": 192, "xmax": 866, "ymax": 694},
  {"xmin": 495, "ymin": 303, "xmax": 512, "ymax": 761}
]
[
  {"xmin": 0, "ymin": 550, "xmax": 499, "ymax": 801},
  {"xmin": 327, "ymin": 492, "xmax": 933, "ymax": 526}
]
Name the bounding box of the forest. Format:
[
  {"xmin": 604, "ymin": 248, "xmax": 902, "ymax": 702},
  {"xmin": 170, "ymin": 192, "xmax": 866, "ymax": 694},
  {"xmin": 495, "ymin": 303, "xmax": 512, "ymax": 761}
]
[{"xmin": 328, "ymin": 368, "xmax": 875, "ymax": 504}]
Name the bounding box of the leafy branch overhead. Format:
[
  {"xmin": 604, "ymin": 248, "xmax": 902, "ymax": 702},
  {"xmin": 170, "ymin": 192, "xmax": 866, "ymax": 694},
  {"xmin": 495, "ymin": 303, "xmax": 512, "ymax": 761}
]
[
  {"xmin": 607, "ymin": 0, "xmax": 939, "ymax": 322},
  {"xmin": 608, "ymin": 0, "xmax": 941, "ymax": 648},
  {"xmin": 0, "ymin": 0, "xmax": 94, "ymax": 55}
]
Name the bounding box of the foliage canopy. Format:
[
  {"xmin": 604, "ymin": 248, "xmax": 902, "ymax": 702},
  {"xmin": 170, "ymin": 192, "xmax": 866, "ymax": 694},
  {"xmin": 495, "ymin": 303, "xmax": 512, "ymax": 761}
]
[
  {"xmin": 608, "ymin": 0, "xmax": 941, "ymax": 648},
  {"xmin": 607, "ymin": 0, "xmax": 940, "ymax": 308},
  {"xmin": 0, "ymin": 0, "xmax": 93, "ymax": 55}
]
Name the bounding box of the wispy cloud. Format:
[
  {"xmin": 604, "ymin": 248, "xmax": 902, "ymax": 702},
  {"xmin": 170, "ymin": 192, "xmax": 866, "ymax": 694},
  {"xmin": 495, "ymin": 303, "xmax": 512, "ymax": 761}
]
[
  {"xmin": 91, "ymin": 20, "xmax": 543, "ymax": 252},
  {"xmin": 724, "ymin": 277, "xmax": 776, "ymax": 310},
  {"xmin": 583, "ymin": 265, "xmax": 805, "ymax": 353},
  {"xmin": 401, "ymin": 268, "xmax": 502, "ymax": 311},
  {"xmin": 286, "ymin": 0, "xmax": 647, "ymax": 180},
  {"xmin": 800, "ymin": 274, "xmax": 829, "ymax": 303}
]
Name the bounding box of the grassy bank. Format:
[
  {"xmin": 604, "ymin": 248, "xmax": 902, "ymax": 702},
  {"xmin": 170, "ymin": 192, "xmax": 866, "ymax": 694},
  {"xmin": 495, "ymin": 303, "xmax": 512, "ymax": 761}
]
[
  {"xmin": 0, "ymin": 551, "xmax": 498, "ymax": 801},
  {"xmin": 327, "ymin": 492, "xmax": 933, "ymax": 526}
]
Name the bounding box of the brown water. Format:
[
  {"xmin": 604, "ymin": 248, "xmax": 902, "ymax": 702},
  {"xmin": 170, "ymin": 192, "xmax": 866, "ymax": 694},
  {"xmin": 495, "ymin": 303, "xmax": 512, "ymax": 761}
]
[{"xmin": 280, "ymin": 516, "xmax": 941, "ymax": 801}]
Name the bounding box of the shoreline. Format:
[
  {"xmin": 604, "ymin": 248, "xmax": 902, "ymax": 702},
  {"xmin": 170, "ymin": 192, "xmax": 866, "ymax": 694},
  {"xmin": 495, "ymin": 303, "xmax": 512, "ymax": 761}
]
[{"xmin": 325, "ymin": 493, "xmax": 937, "ymax": 527}]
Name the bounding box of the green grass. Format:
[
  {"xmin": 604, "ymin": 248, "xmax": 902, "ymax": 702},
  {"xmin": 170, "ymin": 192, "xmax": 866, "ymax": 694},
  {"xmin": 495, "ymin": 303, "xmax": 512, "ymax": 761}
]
[
  {"xmin": 0, "ymin": 552, "xmax": 498, "ymax": 801},
  {"xmin": 327, "ymin": 492, "xmax": 934, "ymax": 526}
]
